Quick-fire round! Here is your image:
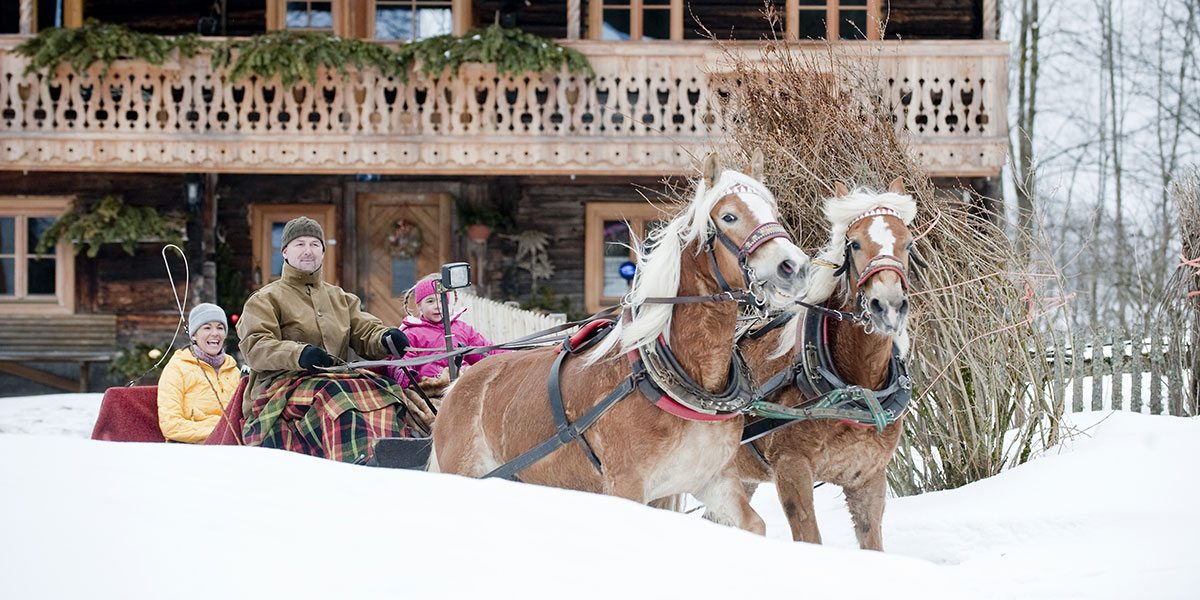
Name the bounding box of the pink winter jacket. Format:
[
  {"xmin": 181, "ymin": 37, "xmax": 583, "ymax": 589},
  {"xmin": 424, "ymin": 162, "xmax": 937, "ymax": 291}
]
[{"xmin": 386, "ymin": 308, "xmax": 504, "ymax": 387}]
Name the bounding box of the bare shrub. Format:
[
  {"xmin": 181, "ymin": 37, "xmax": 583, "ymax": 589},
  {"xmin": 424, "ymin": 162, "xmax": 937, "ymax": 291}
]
[
  {"xmin": 709, "ymin": 39, "xmax": 1065, "ymax": 495},
  {"xmin": 1157, "ymin": 168, "xmax": 1200, "ymax": 414}
]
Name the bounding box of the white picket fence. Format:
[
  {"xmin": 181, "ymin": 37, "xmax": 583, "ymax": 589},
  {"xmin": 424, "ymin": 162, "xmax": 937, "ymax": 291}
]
[{"xmin": 455, "ymin": 292, "xmax": 568, "ymax": 345}]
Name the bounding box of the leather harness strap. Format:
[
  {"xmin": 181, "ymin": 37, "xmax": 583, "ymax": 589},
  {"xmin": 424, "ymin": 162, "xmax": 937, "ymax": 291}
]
[{"xmin": 484, "ymin": 324, "xmax": 636, "ymax": 481}]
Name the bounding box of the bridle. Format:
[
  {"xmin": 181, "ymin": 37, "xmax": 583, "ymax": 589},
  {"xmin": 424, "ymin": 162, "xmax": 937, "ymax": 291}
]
[{"xmin": 702, "ymin": 187, "xmax": 794, "ymax": 312}]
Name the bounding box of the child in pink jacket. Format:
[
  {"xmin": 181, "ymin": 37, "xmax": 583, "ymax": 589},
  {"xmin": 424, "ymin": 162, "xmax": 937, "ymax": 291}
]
[{"xmin": 387, "ymin": 277, "xmax": 504, "ymax": 388}]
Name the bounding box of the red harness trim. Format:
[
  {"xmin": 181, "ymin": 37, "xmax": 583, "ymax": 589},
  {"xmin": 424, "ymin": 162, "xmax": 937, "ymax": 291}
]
[
  {"xmin": 627, "ymin": 350, "xmax": 740, "ymax": 422},
  {"xmin": 564, "ymin": 318, "xmax": 615, "ymax": 352},
  {"xmin": 856, "ymin": 255, "xmax": 909, "ymax": 290}
]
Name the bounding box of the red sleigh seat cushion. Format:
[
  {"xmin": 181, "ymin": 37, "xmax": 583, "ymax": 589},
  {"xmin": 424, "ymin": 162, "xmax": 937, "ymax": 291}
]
[{"xmin": 90, "ymin": 386, "xmax": 164, "ymax": 443}]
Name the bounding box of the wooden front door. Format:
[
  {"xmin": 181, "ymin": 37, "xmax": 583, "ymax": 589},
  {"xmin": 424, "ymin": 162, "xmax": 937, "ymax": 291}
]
[{"xmin": 356, "ymin": 192, "xmax": 453, "ymax": 326}]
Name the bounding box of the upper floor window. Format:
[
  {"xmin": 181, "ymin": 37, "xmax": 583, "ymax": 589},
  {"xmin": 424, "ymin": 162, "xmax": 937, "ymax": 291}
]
[
  {"xmin": 374, "ymin": 0, "xmax": 454, "ymax": 41},
  {"xmin": 798, "ymin": 0, "xmax": 880, "ymax": 40},
  {"xmin": 270, "ymin": 0, "xmax": 349, "ymax": 36},
  {"xmin": 286, "ymin": 1, "xmax": 337, "ymax": 31},
  {"xmin": 0, "ymin": 198, "xmax": 75, "ymax": 314},
  {"xmin": 590, "ymin": 0, "xmax": 681, "ymax": 41}
]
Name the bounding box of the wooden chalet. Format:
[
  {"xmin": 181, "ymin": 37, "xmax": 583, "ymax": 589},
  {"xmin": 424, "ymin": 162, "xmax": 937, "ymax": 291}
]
[{"xmin": 0, "ymin": 0, "xmax": 1006, "ymax": 393}]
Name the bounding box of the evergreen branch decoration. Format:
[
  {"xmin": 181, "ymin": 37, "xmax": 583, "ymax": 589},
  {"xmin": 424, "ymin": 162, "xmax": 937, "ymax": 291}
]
[
  {"xmin": 17, "ymin": 22, "xmax": 591, "ymax": 86},
  {"xmin": 409, "ymin": 24, "xmax": 593, "ymax": 79},
  {"xmin": 212, "ymin": 30, "xmax": 407, "ymax": 87},
  {"xmin": 36, "ymin": 195, "xmax": 184, "ymax": 258},
  {"xmin": 14, "ymin": 19, "xmax": 211, "ymax": 77}
]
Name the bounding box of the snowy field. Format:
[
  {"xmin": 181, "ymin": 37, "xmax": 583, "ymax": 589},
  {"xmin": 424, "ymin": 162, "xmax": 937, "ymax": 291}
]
[{"xmin": 1, "ymin": 394, "xmax": 1197, "ymax": 599}]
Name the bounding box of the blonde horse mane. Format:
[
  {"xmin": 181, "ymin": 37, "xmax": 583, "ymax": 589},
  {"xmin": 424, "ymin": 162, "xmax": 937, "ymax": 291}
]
[
  {"xmin": 776, "ymin": 185, "xmax": 916, "ymax": 358},
  {"xmin": 585, "ymin": 169, "xmax": 778, "ymax": 364}
]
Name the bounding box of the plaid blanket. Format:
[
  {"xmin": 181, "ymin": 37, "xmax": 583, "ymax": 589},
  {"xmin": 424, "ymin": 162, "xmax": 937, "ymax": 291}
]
[{"xmin": 242, "ymin": 372, "xmax": 412, "ymax": 464}]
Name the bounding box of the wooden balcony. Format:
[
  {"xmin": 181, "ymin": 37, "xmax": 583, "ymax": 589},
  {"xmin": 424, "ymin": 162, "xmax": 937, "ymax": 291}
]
[{"xmin": 0, "ymin": 39, "xmax": 1007, "ymax": 178}]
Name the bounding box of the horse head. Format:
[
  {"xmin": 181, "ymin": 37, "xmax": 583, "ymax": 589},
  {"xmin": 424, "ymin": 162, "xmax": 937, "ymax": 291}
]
[
  {"xmin": 809, "ymin": 177, "xmax": 917, "ymax": 338},
  {"xmin": 696, "ymin": 152, "xmax": 809, "ymax": 310}
]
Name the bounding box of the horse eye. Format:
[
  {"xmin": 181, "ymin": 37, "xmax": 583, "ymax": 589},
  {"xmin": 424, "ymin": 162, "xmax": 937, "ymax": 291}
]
[
  {"xmin": 849, "ymin": 240, "xmax": 862, "ymax": 251},
  {"xmin": 721, "ymin": 213, "xmax": 738, "ymax": 223}
]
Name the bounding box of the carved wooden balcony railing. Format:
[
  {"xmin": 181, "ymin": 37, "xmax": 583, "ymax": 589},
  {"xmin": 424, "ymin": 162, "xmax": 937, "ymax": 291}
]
[{"xmin": 0, "ymin": 39, "xmax": 1007, "ymax": 177}]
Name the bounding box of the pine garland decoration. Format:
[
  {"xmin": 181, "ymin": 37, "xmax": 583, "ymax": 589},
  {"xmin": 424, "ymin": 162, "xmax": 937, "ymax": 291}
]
[
  {"xmin": 212, "ymin": 30, "xmax": 406, "ymax": 87},
  {"xmin": 17, "ymin": 22, "xmax": 592, "ymax": 86},
  {"xmin": 15, "ymin": 19, "xmax": 210, "ymax": 77},
  {"xmin": 36, "ymin": 195, "xmax": 184, "ymax": 258}
]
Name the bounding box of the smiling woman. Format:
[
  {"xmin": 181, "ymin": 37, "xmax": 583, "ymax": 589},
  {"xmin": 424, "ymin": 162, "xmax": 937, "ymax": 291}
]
[{"xmin": 156, "ymin": 302, "xmax": 241, "ymax": 444}]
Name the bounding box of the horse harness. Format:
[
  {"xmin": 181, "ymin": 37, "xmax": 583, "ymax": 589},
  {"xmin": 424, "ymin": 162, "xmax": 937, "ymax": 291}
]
[
  {"xmin": 739, "ymin": 272, "xmax": 914, "ymax": 471},
  {"xmin": 484, "ymin": 315, "xmax": 759, "ymax": 481}
]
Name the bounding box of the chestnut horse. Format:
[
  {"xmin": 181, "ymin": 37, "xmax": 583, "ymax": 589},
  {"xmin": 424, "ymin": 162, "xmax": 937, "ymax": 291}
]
[
  {"xmin": 734, "ymin": 178, "xmax": 916, "ymax": 549},
  {"xmin": 431, "ymin": 154, "xmax": 808, "ymax": 533}
]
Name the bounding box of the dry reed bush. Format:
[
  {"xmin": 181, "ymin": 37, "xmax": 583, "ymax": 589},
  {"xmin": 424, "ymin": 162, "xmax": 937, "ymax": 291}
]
[
  {"xmin": 1157, "ymin": 169, "xmax": 1200, "ymax": 413},
  {"xmin": 708, "ymin": 35, "xmax": 1064, "ymax": 495}
]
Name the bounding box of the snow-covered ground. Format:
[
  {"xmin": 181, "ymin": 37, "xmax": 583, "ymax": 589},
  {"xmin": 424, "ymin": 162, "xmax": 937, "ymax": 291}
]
[{"xmin": 1, "ymin": 394, "xmax": 1196, "ymax": 599}]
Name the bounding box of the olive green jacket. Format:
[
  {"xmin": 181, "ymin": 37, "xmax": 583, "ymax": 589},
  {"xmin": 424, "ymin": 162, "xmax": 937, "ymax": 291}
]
[{"xmin": 238, "ymin": 263, "xmax": 391, "ymax": 412}]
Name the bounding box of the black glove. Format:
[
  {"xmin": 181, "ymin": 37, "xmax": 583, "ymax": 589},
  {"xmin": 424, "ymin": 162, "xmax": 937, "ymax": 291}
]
[
  {"xmin": 382, "ymin": 328, "xmax": 410, "ymax": 356},
  {"xmin": 298, "ymin": 345, "xmax": 335, "ymax": 372}
]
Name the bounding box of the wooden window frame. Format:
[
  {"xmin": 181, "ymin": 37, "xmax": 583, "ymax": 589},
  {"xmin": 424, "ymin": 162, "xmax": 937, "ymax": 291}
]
[
  {"xmin": 0, "ymin": 197, "xmax": 75, "ymax": 315},
  {"xmin": 584, "ymin": 202, "xmax": 668, "ymax": 313},
  {"xmin": 249, "ymin": 204, "xmax": 339, "ymax": 289},
  {"xmin": 587, "ymin": 0, "xmax": 683, "ymax": 41},
  {"xmin": 788, "ymin": 0, "xmax": 881, "ymax": 41},
  {"xmin": 268, "ymin": 0, "xmax": 353, "ymax": 36},
  {"xmin": 367, "ymin": 0, "xmax": 470, "ymax": 40}
]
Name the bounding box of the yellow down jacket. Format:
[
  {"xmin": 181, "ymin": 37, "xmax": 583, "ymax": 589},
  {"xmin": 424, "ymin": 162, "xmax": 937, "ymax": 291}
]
[{"xmin": 156, "ymin": 347, "xmax": 241, "ymax": 443}]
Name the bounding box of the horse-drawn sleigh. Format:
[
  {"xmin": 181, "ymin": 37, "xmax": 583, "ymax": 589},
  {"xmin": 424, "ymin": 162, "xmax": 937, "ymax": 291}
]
[{"xmin": 91, "ymin": 153, "xmax": 919, "ymax": 550}]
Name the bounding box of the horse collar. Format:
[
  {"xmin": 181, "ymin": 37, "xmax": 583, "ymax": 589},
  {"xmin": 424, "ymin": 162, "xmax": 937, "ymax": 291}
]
[
  {"xmin": 629, "ymin": 337, "xmax": 753, "ymax": 422},
  {"xmin": 793, "ymin": 307, "xmax": 912, "ymax": 423}
]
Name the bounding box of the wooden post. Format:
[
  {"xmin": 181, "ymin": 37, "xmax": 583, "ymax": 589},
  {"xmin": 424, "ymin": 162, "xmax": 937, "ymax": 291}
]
[
  {"xmin": 452, "ymin": 0, "xmax": 472, "ymax": 36},
  {"xmin": 1156, "ymin": 327, "xmax": 1170, "ymax": 415},
  {"xmin": 1112, "ymin": 329, "xmax": 1125, "ymax": 412},
  {"xmin": 1070, "ymin": 332, "xmax": 1083, "ymax": 413},
  {"xmin": 567, "ymin": 0, "xmax": 581, "ymax": 39},
  {"xmin": 64, "ymin": 0, "xmax": 83, "ymax": 28},
  {"xmin": 19, "ymin": 0, "xmax": 35, "ymax": 34},
  {"xmin": 1130, "ymin": 321, "xmax": 1144, "ymax": 413},
  {"xmin": 1091, "ymin": 330, "xmax": 1105, "ymax": 411},
  {"xmin": 785, "ymin": 0, "xmax": 798, "ymax": 40},
  {"xmin": 983, "ymin": 0, "xmax": 998, "ymax": 40}
]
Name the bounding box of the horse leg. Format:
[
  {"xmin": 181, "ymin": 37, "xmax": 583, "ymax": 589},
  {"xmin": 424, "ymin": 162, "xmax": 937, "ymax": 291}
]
[
  {"xmin": 695, "ymin": 471, "xmax": 766, "ymax": 535},
  {"xmin": 602, "ymin": 473, "xmax": 648, "ymax": 504},
  {"xmin": 844, "ymin": 470, "xmax": 887, "ymax": 551},
  {"xmin": 772, "ymin": 457, "xmax": 822, "ymax": 544}
]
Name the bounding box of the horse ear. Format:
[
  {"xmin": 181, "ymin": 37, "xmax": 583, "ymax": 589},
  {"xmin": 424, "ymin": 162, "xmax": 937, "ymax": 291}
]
[
  {"xmin": 887, "ymin": 176, "xmax": 906, "ymax": 194},
  {"xmin": 748, "ymin": 149, "xmax": 765, "ymax": 179},
  {"xmin": 702, "ymin": 153, "xmax": 721, "ymax": 188},
  {"xmin": 834, "ymin": 181, "xmax": 850, "ymax": 197}
]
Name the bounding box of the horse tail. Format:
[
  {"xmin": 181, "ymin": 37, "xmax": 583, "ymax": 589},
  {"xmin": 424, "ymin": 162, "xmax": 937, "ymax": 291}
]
[{"xmin": 426, "ymin": 443, "xmax": 441, "ymax": 473}]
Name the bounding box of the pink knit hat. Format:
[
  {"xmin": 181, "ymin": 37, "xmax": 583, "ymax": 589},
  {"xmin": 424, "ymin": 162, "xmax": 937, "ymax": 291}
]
[{"xmin": 412, "ymin": 278, "xmax": 438, "ymax": 303}]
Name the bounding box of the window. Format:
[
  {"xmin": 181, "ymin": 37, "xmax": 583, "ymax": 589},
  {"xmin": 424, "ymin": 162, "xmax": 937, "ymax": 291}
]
[
  {"xmin": 589, "ymin": 0, "xmax": 681, "ymax": 41},
  {"xmin": 0, "ymin": 197, "xmax": 75, "ymax": 314},
  {"xmin": 584, "ymin": 202, "xmax": 668, "ymax": 312},
  {"xmin": 374, "ymin": 0, "xmax": 453, "ymax": 41},
  {"xmin": 797, "ymin": 0, "xmax": 880, "ymax": 40},
  {"xmin": 269, "ymin": 1, "xmax": 350, "ymax": 36},
  {"xmin": 249, "ymin": 204, "xmax": 338, "ymax": 288}
]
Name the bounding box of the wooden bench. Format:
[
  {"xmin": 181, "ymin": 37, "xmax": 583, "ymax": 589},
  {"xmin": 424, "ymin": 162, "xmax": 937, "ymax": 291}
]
[{"xmin": 0, "ymin": 314, "xmax": 118, "ymax": 392}]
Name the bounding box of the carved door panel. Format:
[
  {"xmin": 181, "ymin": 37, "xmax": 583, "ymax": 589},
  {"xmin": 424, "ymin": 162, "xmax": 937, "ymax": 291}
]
[{"xmin": 356, "ymin": 192, "xmax": 453, "ymax": 326}]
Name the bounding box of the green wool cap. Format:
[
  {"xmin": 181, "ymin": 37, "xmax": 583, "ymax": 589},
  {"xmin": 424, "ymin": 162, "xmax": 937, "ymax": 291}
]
[{"xmin": 281, "ymin": 216, "xmax": 325, "ymax": 249}]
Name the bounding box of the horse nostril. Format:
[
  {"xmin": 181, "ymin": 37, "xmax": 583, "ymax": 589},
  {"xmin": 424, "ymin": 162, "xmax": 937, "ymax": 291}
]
[
  {"xmin": 899, "ymin": 299, "xmax": 909, "ymax": 315},
  {"xmin": 778, "ymin": 259, "xmax": 796, "ymax": 278},
  {"xmin": 870, "ymin": 298, "xmax": 883, "ymax": 314}
]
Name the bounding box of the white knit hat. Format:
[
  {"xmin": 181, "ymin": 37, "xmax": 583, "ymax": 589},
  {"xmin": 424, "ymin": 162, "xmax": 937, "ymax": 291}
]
[{"xmin": 188, "ymin": 303, "xmax": 227, "ymax": 337}]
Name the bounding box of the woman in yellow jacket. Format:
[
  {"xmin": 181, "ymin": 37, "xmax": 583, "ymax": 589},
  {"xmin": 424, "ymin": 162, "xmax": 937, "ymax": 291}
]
[{"xmin": 157, "ymin": 303, "xmax": 242, "ymax": 443}]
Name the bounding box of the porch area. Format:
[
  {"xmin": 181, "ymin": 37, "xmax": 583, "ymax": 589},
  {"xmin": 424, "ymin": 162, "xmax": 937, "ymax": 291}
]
[{"xmin": 0, "ymin": 39, "xmax": 1007, "ymax": 177}]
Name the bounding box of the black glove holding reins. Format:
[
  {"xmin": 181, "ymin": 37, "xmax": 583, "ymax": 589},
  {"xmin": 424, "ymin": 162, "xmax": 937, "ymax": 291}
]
[
  {"xmin": 299, "ymin": 345, "xmax": 335, "ymax": 372},
  {"xmin": 381, "ymin": 328, "xmax": 410, "ymax": 357}
]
